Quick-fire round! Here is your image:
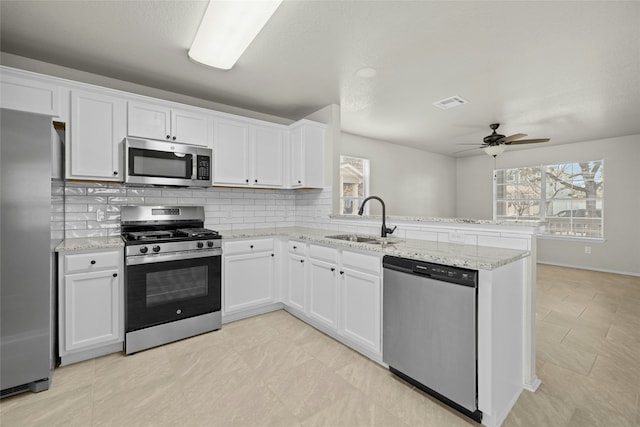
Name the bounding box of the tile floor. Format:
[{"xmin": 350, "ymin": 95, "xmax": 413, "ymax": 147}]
[{"xmin": 1, "ymin": 264, "xmax": 639, "ymax": 426}]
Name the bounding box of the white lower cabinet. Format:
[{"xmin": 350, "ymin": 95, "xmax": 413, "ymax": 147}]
[
  {"xmin": 308, "ymin": 257, "xmax": 339, "ymax": 330},
  {"xmin": 223, "ymin": 239, "xmax": 276, "ymax": 316},
  {"xmin": 340, "ymin": 266, "xmax": 381, "ymax": 353},
  {"xmin": 284, "ymin": 241, "xmax": 383, "ymax": 359},
  {"xmin": 58, "ymin": 248, "xmax": 124, "ymax": 365}
]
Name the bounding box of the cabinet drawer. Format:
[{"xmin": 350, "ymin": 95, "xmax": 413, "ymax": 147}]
[
  {"xmin": 224, "ymin": 238, "xmax": 274, "ymax": 255},
  {"xmin": 341, "ymin": 250, "xmax": 381, "ymax": 275},
  {"xmin": 288, "ymin": 240, "xmax": 307, "ymax": 255},
  {"xmin": 309, "ymin": 244, "xmax": 338, "ymax": 263},
  {"xmin": 64, "ymin": 250, "xmax": 121, "ymax": 274}
]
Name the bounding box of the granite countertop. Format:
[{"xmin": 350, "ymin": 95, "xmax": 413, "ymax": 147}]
[
  {"xmin": 55, "ymin": 236, "xmax": 124, "ymax": 252},
  {"xmin": 330, "ymin": 214, "xmax": 545, "ymax": 227},
  {"xmin": 218, "ymin": 227, "xmax": 529, "ymax": 270}
]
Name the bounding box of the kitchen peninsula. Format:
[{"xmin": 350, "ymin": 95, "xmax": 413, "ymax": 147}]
[{"xmin": 219, "ymin": 217, "xmax": 540, "ymax": 427}]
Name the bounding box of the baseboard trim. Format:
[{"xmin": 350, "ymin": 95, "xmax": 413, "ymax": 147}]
[{"xmin": 537, "ymin": 261, "xmax": 639, "ymax": 277}]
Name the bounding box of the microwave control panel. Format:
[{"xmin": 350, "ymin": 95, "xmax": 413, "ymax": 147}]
[{"xmin": 197, "ymin": 155, "xmax": 210, "ymax": 181}]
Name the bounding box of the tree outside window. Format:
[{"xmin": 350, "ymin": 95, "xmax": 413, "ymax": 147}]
[
  {"xmin": 340, "ymin": 156, "xmax": 370, "ymax": 215},
  {"xmin": 495, "ymin": 160, "xmax": 603, "ymax": 238}
]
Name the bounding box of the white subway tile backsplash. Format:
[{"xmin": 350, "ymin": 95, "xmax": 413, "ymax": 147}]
[{"xmin": 52, "ymin": 182, "xmax": 332, "ymax": 239}]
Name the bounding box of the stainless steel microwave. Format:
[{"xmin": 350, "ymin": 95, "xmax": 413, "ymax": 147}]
[{"xmin": 124, "ymin": 138, "xmax": 212, "ymax": 187}]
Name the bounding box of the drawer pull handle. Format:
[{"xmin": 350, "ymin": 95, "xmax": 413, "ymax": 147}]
[{"xmin": 90, "ymin": 260, "xmax": 96, "ymax": 265}]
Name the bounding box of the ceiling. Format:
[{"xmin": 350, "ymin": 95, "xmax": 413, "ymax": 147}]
[{"xmin": 1, "ymin": 1, "xmax": 639, "ymax": 157}]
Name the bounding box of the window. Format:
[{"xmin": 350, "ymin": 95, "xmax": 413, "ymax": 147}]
[
  {"xmin": 339, "ymin": 156, "xmax": 370, "ymax": 215},
  {"xmin": 494, "ymin": 160, "xmax": 604, "ymax": 238}
]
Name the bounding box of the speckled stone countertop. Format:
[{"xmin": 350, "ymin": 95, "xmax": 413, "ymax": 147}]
[
  {"xmin": 330, "ymin": 214, "xmax": 545, "ymax": 227},
  {"xmin": 55, "ymin": 236, "xmax": 124, "ymax": 252},
  {"xmin": 219, "ymin": 227, "xmax": 529, "ymax": 270}
]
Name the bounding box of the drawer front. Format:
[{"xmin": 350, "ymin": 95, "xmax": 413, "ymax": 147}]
[
  {"xmin": 65, "ymin": 250, "xmax": 121, "ymax": 274},
  {"xmin": 309, "ymin": 244, "xmax": 338, "ymax": 263},
  {"xmin": 224, "ymin": 238, "xmax": 274, "ymax": 255},
  {"xmin": 341, "ymin": 250, "xmax": 381, "ymax": 275},
  {"xmin": 288, "ymin": 240, "xmax": 307, "ymax": 255}
]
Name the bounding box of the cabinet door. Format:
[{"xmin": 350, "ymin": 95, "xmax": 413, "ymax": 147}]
[
  {"xmin": 287, "ymin": 253, "xmax": 307, "ymax": 312},
  {"xmin": 252, "ymin": 125, "xmax": 284, "ymax": 187},
  {"xmin": 213, "ymin": 119, "xmax": 250, "ymax": 186},
  {"xmin": 224, "ymin": 251, "xmax": 275, "ymax": 313},
  {"xmin": 70, "ymin": 90, "xmax": 125, "ymax": 181},
  {"xmin": 289, "ymin": 127, "xmax": 304, "ymax": 187},
  {"xmin": 127, "ymin": 101, "xmax": 171, "ymax": 141},
  {"xmin": 63, "ymin": 269, "xmax": 121, "ymax": 353},
  {"xmin": 172, "ymin": 108, "xmax": 210, "ymax": 147},
  {"xmin": 302, "ymin": 125, "xmax": 325, "ymax": 188},
  {"xmin": 341, "ymin": 267, "xmax": 381, "ymax": 353},
  {"xmin": 308, "ymin": 258, "xmax": 339, "ymax": 330}
]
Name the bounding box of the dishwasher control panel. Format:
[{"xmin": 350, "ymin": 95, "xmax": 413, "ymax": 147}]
[{"xmin": 383, "ymin": 255, "xmax": 477, "ymax": 287}]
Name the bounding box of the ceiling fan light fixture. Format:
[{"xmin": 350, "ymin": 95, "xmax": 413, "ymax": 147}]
[
  {"xmin": 188, "ymin": 0, "xmax": 283, "ymax": 70},
  {"xmin": 483, "ymin": 145, "xmax": 506, "ymax": 157}
]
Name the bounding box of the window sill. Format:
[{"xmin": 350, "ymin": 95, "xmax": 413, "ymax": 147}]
[{"xmin": 537, "ymin": 234, "xmax": 605, "ymax": 243}]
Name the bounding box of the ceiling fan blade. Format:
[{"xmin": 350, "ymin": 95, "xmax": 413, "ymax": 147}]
[
  {"xmin": 456, "ymin": 143, "xmax": 486, "ymax": 146},
  {"xmin": 499, "ymin": 133, "xmax": 527, "ymax": 143},
  {"xmin": 507, "ymin": 138, "xmax": 550, "ymax": 145}
]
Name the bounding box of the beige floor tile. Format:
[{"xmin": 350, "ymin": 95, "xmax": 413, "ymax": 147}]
[
  {"xmin": 298, "ymin": 330, "xmax": 364, "ymax": 371},
  {"xmin": 503, "ymin": 385, "xmax": 575, "ymax": 427},
  {"xmin": 265, "ymin": 358, "xmax": 360, "ymax": 420},
  {"xmin": 239, "ymin": 335, "xmax": 314, "ymax": 382},
  {"xmin": 0, "ymin": 384, "xmax": 93, "ymax": 427}
]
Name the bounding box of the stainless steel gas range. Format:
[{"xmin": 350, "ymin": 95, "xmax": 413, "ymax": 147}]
[{"xmin": 120, "ymin": 206, "xmax": 221, "ymax": 354}]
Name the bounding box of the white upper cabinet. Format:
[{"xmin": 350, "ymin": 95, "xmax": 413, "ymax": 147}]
[
  {"xmin": 213, "ymin": 119, "xmax": 286, "ymax": 188},
  {"xmin": 213, "ymin": 118, "xmax": 251, "ymax": 186},
  {"xmin": 289, "ymin": 120, "xmax": 325, "ymax": 188},
  {"xmin": 252, "ymin": 124, "xmax": 284, "ymax": 187},
  {"xmin": 0, "ymin": 68, "xmax": 59, "ymax": 116},
  {"xmin": 127, "ymin": 100, "xmax": 211, "ymax": 147},
  {"xmin": 69, "ymin": 89, "xmax": 126, "ymax": 181}
]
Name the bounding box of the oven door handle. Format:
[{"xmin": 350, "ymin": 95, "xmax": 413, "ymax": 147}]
[{"xmin": 126, "ymin": 249, "xmax": 222, "ymax": 266}]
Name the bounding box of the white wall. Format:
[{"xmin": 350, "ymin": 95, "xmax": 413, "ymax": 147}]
[
  {"xmin": 340, "ymin": 132, "xmax": 457, "ymax": 217},
  {"xmin": 456, "ymin": 134, "xmax": 640, "ymax": 275}
]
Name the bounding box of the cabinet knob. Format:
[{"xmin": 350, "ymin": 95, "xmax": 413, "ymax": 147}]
[
  {"xmin": 331, "ymin": 267, "xmax": 336, "ymax": 272},
  {"xmin": 172, "ymin": 136, "xmax": 177, "ymax": 141},
  {"xmin": 271, "ymin": 253, "xmax": 274, "ymax": 257},
  {"xmin": 297, "ymin": 180, "xmax": 301, "ymax": 184},
  {"xmin": 255, "ymin": 179, "xmax": 258, "ymax": 183},
  {"xmin": 113, "ymin": 171, "xmax": 118, "ymax": 175},
  {"xmin": 113, "ymin": 273, "xmax": 118, "ymax": 278},
  {"xmin": 293, "ymin": 246, "xmax": 297, "ymax": 249},
  {"xmin": 90, "ymin": 260, "xmax": 96, "ymax": 265},
  {"xmin": 250, "ymin": 245, "xmax": 254, "ymax": 249},
  {"xmin": 245, "ymin": 179, "xmax": 249, "ymax": 183},
  {"xmin": 300, "ymin": 259, "xmax": 304, "ymax": 263},
  {"xmin": 166, "ymin": 135, "xmax": 171, "ymax": 139},
  {"xmin": 340, "ymin": 271, "xmax": 344, "ymax": 275}
]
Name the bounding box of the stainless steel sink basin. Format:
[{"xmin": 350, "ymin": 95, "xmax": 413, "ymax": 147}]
[{"xmin": 325, "ymin": 234, "xmax": 379, "ymax": 243}]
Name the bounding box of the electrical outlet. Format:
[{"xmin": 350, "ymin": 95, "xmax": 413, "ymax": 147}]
[
  {"xmin": 96, "ymin": 209, "xmax": 105, "ymax": 222},
  {"xmin": 585, "ymin": 246, "xmax": 592, "ymax": 254}
]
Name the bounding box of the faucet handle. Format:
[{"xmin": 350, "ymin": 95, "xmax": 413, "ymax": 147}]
[{"xmin": 386, "ymin": 226, "xmax": 397, "ymax": 235}]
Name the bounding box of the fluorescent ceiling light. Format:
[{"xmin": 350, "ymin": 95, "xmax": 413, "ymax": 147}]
[
  {"xmin": 189, "ymin": 0, "xmax": 283, "ymax": 70},
  {"xmin": 483, "ymin": 145, "xmax": 506, "ymax": 157}
]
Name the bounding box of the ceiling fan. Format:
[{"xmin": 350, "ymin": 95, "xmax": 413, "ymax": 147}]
[{"xmin": 456, "ymin": 123, "xmax": 550, "ymax": 157}]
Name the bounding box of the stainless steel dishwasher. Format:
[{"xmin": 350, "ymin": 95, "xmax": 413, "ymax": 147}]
[{"xmin": 383, "ymin": 256, "xmax": 482, "ymax": 423}]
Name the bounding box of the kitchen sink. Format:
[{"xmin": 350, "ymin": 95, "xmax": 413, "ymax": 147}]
[
  {"xmin": 324, "ymin": 234, "xmax": 400, "ymax": 246},
  {"xmin": 325, "ymin": 234, "xmax": 380, "ymax": 243}
]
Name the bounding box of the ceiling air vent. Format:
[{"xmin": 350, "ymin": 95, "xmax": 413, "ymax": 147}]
[{"xmin": 432, "ymin": 96, "xmax": 468, "ymax": 110}]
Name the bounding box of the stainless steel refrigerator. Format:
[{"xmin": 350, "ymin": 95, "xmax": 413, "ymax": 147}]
[{"xmin": 1, "ymin": 108, "xmax": 53, "ymax": 397}]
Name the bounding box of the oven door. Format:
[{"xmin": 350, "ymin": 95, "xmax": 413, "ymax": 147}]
[{"xmin": 125, "ymin": 250, "xmax": 221, "ymax": 332}]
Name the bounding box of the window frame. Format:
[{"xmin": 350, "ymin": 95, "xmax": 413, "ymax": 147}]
[
  {"xmin": 339, "ymin": 155, "xmax": 370, "ymax": 216},
  {"xmin": 493, "ymin": 160, "xmax": 604, "ymax": 240}
]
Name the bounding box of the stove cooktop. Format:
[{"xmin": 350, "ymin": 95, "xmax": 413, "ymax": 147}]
[{"xmin": 122, "ymin": 227, "xmax": 220, "ymax": 243}]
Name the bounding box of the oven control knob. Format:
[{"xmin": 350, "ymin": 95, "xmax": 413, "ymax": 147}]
[
  {"xmin": 207, "ymin": 241, "xmax": 214, "ymax": 248},
  {"xmin": 197, "ymin": 242, "xmax": 204, "ymax": 249},
  {"xmin": 153, "ymin": 245, "xmax": 161, "ymax": 253},
  {"xmin": 139, "ymin": 246, "xmax": 148, "ymax": 254}
]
